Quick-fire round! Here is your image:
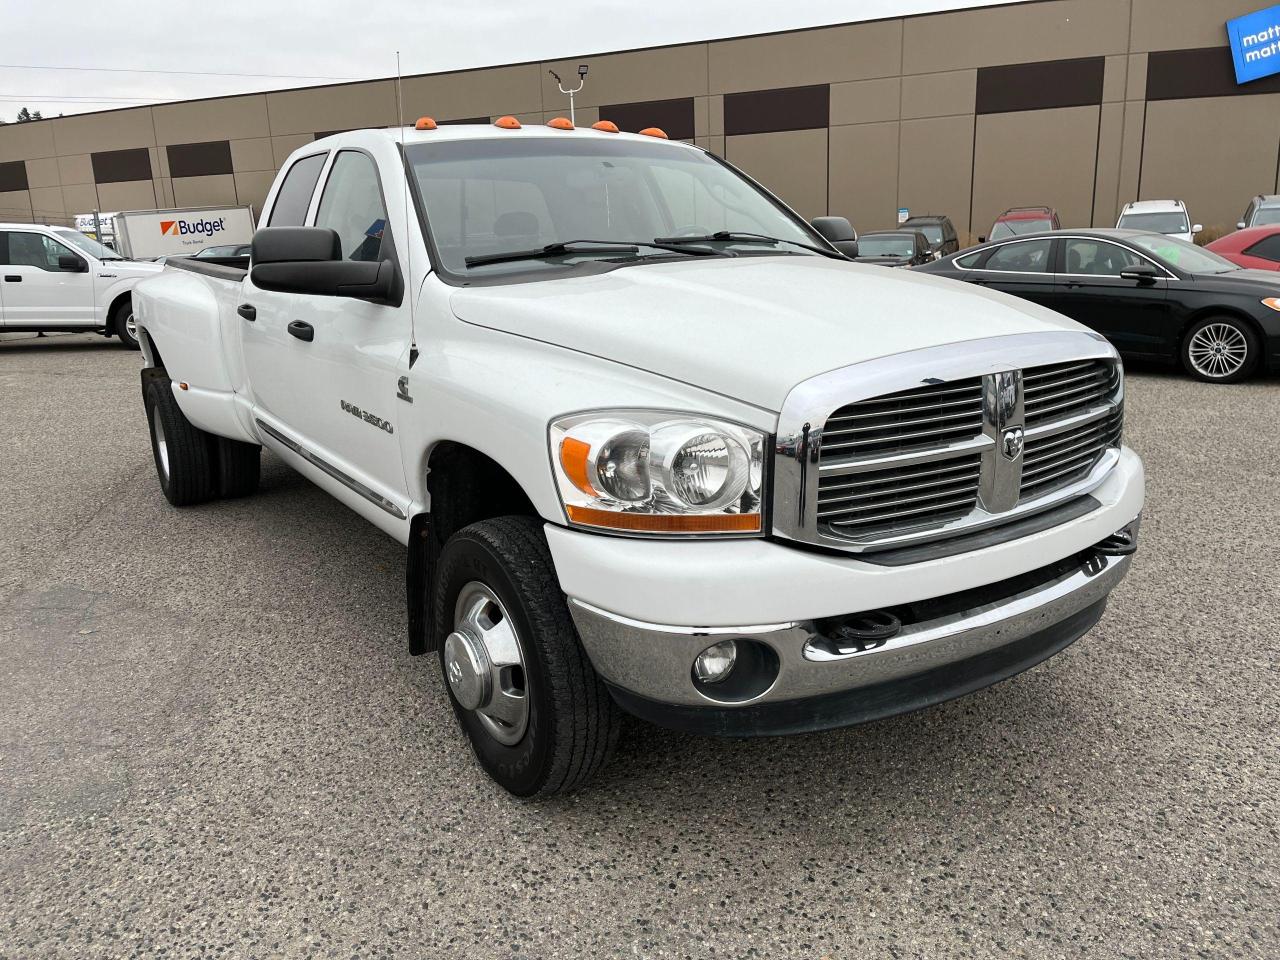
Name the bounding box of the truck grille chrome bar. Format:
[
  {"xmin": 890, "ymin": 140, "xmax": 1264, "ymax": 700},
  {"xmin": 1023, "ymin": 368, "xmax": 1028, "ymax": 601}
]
[{"xmin": 772, "ymin": 333, "xmax": 1123, "ymax": 554}]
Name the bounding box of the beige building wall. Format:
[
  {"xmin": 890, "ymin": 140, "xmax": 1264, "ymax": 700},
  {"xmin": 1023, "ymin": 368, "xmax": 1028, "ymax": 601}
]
[{"xmin": 0, "ymin": 0, "xmax": 1273, "ymax": 235}]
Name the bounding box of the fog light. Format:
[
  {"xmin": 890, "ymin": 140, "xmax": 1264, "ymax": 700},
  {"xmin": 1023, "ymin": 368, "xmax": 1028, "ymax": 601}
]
[{"xmin": 693, "ymin": 639, "xmax": 737, "ymax": 683}]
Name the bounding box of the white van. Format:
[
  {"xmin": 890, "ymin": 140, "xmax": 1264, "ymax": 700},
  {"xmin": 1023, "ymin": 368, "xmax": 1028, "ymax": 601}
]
[{"xmin": 1116, "ymin": 200, "xmax": 1201, "ymax": 243}]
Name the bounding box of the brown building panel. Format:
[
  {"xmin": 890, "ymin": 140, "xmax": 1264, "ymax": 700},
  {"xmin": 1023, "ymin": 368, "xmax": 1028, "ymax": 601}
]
[
  {"xmin": 91, "ymin": 148, "xmax": 152, "ymax": 185},
  {"xmin": 975, "ymin": 57, "xmax": 1105, "ymax": 114},
  {"xmin": 0, "ymin": 160, "xmax": 29, "ymax": 193},
  {"xmin": 166, "ymin": 140, "xmax": 234, "ymax": 179},
  {"xmin": 1146, "ymin": 47, "xmax": 1280, "ymax": 100},
  {"xmin": 723, "ymin": 85, "xmax": 829, "ymax": 136},
  {"xmin": 598, "ymin": 98, "xmax": 695, "ymax": 140}
]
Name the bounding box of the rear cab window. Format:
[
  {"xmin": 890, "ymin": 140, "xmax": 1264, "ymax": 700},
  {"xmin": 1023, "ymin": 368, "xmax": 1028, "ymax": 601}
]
[
  {"xmin": 268, "ymin": 152, "xmax": 328, "ymax": 227},
  {"xmin": 314, "ymin": 151, "xmax": 390, "ymax": 262}
]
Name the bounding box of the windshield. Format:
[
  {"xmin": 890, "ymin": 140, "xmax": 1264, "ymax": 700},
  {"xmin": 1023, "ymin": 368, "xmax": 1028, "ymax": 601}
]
[
  {"xmin": 990, "ymin": 218, "xmax": 1052, "ymax": 239},
  {"xmin": 1254, "ymin": 207, "xmax": 1280, "ymax": 226},
  {"xmin": 407, "ymin": 137, "xmax": 819, "ymax": 277},
  {"xmin": 858, "ymin": 235, "xmax": 916, "ymax": 257},
  {"xmin": 1118, "ymin": 211, "xmax": 1190, "ymax": 234},
  {"xmin": 1129, "ymin": 234, "xmax": 1238, "ymax": 274},
  {"xmin": 909, "ymin": 224, "xmax": 943, "ymax": 244},
  {"xmin": 53, "ymin": 228, "xmax": 118, "ymax": 259}
]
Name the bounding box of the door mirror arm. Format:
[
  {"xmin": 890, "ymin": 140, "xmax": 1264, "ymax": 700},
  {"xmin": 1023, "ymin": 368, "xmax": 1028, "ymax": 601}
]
[{"xmin": 1119, "ymin": 265, "xmax": 1159, "ymax": 285}]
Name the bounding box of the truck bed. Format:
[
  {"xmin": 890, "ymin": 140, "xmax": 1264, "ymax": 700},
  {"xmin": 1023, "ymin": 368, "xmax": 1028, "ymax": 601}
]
[{"xmin": 164, "ymin": 256, "xmax": 249, "ymax": 281}]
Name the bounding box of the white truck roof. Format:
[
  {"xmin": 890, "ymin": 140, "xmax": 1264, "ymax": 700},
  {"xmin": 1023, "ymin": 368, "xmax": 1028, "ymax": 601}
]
[
  {"xmin": 1119, "ymin": 199, "xmax": 1188, "ymax": 214},
  {"xmin": 314, "ymin": 122, "xmax": 702, "ymax": 149}
]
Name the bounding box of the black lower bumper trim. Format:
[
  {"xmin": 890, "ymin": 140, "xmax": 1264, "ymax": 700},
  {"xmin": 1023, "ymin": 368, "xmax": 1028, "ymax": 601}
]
[{"xmin": 606, "ymin": 598, "xmax": 1106, "ymax": 737}]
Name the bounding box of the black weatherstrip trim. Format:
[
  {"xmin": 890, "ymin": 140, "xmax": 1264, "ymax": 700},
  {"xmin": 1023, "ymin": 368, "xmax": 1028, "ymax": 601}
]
[
  {"xmin": 91, "ymin": 147, "xmax": 152, "ymax": 184},
  {"xmin": 1147, "ymin": 46, "xmax": 1280, "ymax": 100},
  {"xmin": 723, "ymin": 84, "xmax": 830, "ymax": 136},
  {"xmin": 598, "ymin": 98, "xmax": 696, "ymax": 141},
  {"xmin": 976, "ymin": 57, "xmax": 1105, "ymax": 114},
  {"xmin": 255, "ymin": 418, "xmax": 407, "ymax": 519},
  {"xmin": 0, "ymin": 160, "xmax": 29, "ymax": 192}
]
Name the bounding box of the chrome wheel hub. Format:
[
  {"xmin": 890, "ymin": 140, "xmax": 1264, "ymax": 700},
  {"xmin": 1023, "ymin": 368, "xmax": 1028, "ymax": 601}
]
[
  {"xmin": 446, "ymin": 582, "xmax": 529, "ymax": 746},
  {"xmin": 125, "ymin": 313, "xmax": 137, "ymax": 341},
  {"xmin": 1188, "ymin": 323, "xmax": 1247, "ymax": 379},
  {"xmin": 152, "ymin": 406, "xmax": 170, "ymax": 480}
]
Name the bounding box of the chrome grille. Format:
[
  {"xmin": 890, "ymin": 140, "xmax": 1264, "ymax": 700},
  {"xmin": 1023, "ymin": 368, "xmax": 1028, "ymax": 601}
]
[
  {"xmin": 1023, "ymin": 359, "xmax": 1117, "ymax": 427},
  {"xmin": 821, "ymin": 378, "xmax": 985, "ymax": 458},
  {"xmin": 1021, "ymin": 405, "xmax": 1123, "ymax": 501},
  {"xmin": 817, "ymin": 452, "xmax": 982, "ymax": 533}
]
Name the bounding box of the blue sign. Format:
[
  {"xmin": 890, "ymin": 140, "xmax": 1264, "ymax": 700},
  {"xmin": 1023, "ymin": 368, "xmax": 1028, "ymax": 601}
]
[{"xmin": 1227, "ymin": 4, "xmax": 1280, "ymax": 84}]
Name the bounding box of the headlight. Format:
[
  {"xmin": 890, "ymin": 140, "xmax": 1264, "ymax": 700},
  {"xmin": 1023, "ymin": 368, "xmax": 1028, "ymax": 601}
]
[
  {"xmin": 1262, "ymin": 297, "xmax": 1280, "ymax": 312},
  {"xmin": 550, "ymin": 410, "xmax": 767, "ymax": 534}
]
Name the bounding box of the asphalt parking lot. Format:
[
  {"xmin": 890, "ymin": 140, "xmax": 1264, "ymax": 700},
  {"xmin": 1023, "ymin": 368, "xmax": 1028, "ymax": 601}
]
[{"xmin": 2, "ymin": 333, "xmax": 1277, "ymax": 959}]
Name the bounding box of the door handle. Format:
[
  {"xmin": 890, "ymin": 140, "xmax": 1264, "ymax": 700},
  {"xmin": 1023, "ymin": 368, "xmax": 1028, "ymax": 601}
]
[
  {"xmin": 4, "ymin": 275, "xmax": 20, "ymax": 282},
  {"xmin": 237, "ymin": 303, "xmax": 257, "ymax": 321},
  {"xmin": 1065, "ymin": 281, "xmax": 1084, "ymax": 288},
  {"xmin": 287, "ymin": 320, "xmax": 314, "ymax": 342}
]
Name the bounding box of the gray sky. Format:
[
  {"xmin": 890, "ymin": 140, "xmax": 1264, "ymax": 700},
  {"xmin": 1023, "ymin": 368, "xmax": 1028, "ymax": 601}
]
[{"xmin": 1, "ymin": 0, "xmax": 1027, "ymax": 122}]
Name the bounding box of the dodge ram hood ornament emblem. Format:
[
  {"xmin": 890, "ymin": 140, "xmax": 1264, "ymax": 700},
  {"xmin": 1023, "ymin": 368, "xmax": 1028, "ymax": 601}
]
[{"xmin": 1002, "ymin": 426, "xmax": 1025, "ymax": 460}]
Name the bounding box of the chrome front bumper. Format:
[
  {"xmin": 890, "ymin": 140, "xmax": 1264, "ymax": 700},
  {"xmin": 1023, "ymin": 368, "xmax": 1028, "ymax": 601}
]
[{"xmin": 568, "ymin": 528, "xmax": 1136, "ymax": 735}]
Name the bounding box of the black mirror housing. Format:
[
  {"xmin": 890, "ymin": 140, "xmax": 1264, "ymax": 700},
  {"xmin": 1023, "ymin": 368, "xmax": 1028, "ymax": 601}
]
[
  {"xmin": 830, "ymin": 239, "xmax": 860, "ymax": 259},
  {"xmin": 251, "ymin": 226, "xmax": 342, "ymax": 265},
  {"xmin": 810, "ymin": 216, "xmax": 856, "ymax": 243},
  {"xmin": 249, "ymin": 225, "xmax": 402, "ymax": 305},
  {"xmin": 58, "ymin": 254, "xmax": 86, "ymax": 272},
  {"xmin": 1120, "ymin": 264, "xmax": 1158, "ymax": 284}
]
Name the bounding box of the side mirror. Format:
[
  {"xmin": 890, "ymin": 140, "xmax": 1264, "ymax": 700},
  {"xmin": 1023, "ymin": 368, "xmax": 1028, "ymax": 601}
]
[
  {"xmin": 1192, "ymin": 224, "xmax": 1203, "ymax": 234},
  {"xmin": 249, "ymin": 226, "xmax": 399, "ymax": 304},
  {"xmin": 1120, "ymin": 264, "xmax": 1158, "ymax": 284},
  {"xmin": 809, "ymin": 216, "xmax": 856, "ymax": 243},
  {"xmin": 58, "ymin": 254, "xmax": 87, "ymax": 272},
  {"xmin": 831, "ymin": 239, "xmax": 859, "ymax": 258},
  {"xmin": 978, "ymin": 236, "xmax": 987, "ymax": 244},
  {"xmin": 1237, "ymin": 221, "xmax": 1246, "ymax": 230}
]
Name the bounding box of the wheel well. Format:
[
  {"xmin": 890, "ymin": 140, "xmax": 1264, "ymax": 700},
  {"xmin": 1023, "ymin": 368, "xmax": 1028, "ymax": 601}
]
[
  {"xmin": 138, "ymin": 328, "xmax": 165, "ymax": 369},
  {"xmin": 108, "ymin": 291, "xmax": 132, "ymax": 326},
  {"xmin": 407, "ymin": 442, "xmax": 538, "ymax": 655}
]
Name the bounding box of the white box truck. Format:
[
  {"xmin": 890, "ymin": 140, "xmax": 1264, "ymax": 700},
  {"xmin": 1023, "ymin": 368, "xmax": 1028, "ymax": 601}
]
[{"xmin": 112, "ymin": 205, "xmax": 254, "ymax": 260}]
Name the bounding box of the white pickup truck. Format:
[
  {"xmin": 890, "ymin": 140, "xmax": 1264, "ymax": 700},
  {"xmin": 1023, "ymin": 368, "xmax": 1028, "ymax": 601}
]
[
  {"xmin": 0, "ymin": 222, "xmax": 161, "ymax": 347},
  {"xmin": 133, "ymin": 119, "xmax": 1144, "ymax": 797}
]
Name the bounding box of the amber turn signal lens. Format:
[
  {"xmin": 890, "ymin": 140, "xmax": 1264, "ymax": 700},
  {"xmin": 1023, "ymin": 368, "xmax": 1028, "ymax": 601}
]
[
  {"xmin": 638, "ymin": 127, "xmax": 668, "ymax": 139},
  {"xmin": 494, "ymin": 115, "xmax": 521, "ymax": 129},
  {"xmin": 591, "ymin": 120, "xmax": 619, "ymax": 133},
  {"xmin": 1264, "ymin": 297, "xmax": 1280, "ymax": 312},
  {"xmin": 566, "ymin": 505, "xmax": 760, "ymax": 534},
  {"xmin": 559, "ymin": 437, "xmax": 597, "ymax": 496},
  {"xmin": 414, "ymin": 116, "xmax": 437, "ymax": 130},
  {"xmin": 547, "ymin": 116, "xmax": 574, "ymax": 130}
]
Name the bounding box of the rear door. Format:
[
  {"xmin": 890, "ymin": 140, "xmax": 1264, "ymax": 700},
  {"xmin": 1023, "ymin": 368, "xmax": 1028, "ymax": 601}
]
[
  {"xmin": 1052, "ymin": 237, "xmax": 1170, "ymax": 354},
  {"xmin": 0, "ymin": 230, "xmax": 96, "ymax": 327},
  {"xmin": 966, "ymin": 237, "xmax": 1058, "ymax": 309}
]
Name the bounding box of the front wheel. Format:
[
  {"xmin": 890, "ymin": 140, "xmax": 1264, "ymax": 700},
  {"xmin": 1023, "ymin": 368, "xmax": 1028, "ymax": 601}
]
[
  {"xmin": 433, "ymin": 516, "xmax": 621, "ymax": 798},
  {"xmin": 112, "ymin": 301, "xmax": 140, "ymax": 350},
  {"xmin": 1181, "ymin": 316, "xmax": 1258, "ymax": 383}
]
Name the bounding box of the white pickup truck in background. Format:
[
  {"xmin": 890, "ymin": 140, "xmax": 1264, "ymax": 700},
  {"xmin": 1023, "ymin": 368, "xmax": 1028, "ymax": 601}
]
[
  {"xmin": 132, "ymin": 119, "xmax": 1144, "ymax": 797},
  {"xmin": 1, "ymin": 222, "xmax": 161, "ymax": 347}
]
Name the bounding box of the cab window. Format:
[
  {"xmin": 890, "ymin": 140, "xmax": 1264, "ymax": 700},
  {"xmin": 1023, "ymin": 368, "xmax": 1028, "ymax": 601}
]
[
  {"xmin": 3, "ymin": 231, "xmax": 80, "ymax": 271},
  {"xmin": 1062, "ymin": 239, "xmax": 1145, "ymax": 276},
  {"xmin": 981, "ymin": 239, "xmax": 1052, "ymax": 273},
  {"xmin": 314, "ymin": 151, "xmax": 388, "ymax": 262},
  {"xmin": 268, "ymin": 152, "xmax": 327, "ymax": 227},
  {"xmin": 1243, "ymin": 234, "xmax": 1280, "ymax": 263}
]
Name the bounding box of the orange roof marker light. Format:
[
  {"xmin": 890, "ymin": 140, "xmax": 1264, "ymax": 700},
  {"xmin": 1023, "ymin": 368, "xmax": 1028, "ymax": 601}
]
[
  {"xmin": 414, "ymin": 116, "xmax": 437, "ymax": 130},
  {"xmin": 638, "ymin": 127, "xmax": 668, "ymax": 139},
  {"xmin": 494, "ymin": 115, "xmax": 522, "ymax": 129},
  {"xmin": 591, "ymin": 120, "xmax": 619, "ymax": 133},
  {"xmin": 547, "ymin": 117, "xmax": 574, "ymax": 130}
]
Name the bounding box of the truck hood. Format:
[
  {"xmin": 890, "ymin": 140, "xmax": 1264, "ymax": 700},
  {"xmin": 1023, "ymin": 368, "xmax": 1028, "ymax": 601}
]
[
  {"xmin": 449, "ymin": 255, "xmax": 1088, "ymax": 411},
  {"xmin": 101, "ymin": 259, "xmax": 165, "ymax": 276}
]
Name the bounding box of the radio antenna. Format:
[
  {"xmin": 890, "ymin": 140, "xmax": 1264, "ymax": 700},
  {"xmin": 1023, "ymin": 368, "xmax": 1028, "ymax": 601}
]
[{"xmin": 395, "ymin": 50, "xmax": 419, "ymax": 367}]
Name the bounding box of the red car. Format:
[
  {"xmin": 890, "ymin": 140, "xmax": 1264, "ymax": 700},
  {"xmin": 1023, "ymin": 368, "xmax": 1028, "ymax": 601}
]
[
  {"xmin": 1206, "ymin": 225, "xmax": 1280, "ymax": 271},
  {"xmin": 983, "ymin": 206, "xmax": 1061, "ymax": 242}
]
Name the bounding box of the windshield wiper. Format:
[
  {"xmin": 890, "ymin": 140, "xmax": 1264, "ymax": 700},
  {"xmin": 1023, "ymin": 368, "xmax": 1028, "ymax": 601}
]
[
  {"xmin": 652, "ymin": 230, "xmax": 844, "ymax": 260},
  {"xmin": 465, "ymin": 239, "xmax": 718, "ymax": 268}
]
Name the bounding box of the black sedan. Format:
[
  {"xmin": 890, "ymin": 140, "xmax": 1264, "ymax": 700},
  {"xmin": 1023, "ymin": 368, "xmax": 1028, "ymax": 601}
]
[
  {"xmin": 914, "ymin": 229, "xmax": 1280, "ymax": 383},
  {"xmin": 853, "ymin": 230, "xmax": 933, "ymax": 268}
]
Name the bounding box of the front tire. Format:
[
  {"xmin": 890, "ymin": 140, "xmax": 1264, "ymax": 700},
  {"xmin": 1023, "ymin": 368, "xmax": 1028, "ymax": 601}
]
[
  {"xmin": 433, "ymin": 516, "xmax": 621, "ymax": 798},
  {"xmin": 1181, "ymin": 316, "xmax": 1258, "ymax": 383},
  {"xmin": 112, "ymin": 300, "xmax": 140, "ymax": 350},
  {"xmin": 143, "ymin": 370, "xmax": 216, "ymax": 506}
]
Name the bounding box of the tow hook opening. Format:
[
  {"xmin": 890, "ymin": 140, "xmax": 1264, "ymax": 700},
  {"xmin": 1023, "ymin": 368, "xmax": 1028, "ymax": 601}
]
[{"xmin": 1093, "ymin": 526, "xmax": 1138, "ymax": 557}]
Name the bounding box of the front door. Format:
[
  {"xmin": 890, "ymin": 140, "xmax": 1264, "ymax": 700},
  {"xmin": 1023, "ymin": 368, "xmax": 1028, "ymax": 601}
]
[
  {"xmin": 242, "ymin": 149, "xmax": 411, "ymax": 517},
  {"xmin": 0, "ymin": 230, "xmax": 96, "ymax": 327},
  {"xmin": 1052, "ymin": 237, "xmax": 1169, "ymax": 355},
  {"xmin": 967, "ymin": 237, "xmax": 1058, "ymax": 310}
]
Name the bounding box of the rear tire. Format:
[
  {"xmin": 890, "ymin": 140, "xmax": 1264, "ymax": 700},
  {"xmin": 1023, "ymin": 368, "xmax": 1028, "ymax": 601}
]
[
  {"xmin": 143, "ymin": 370, "xmax": 216, "ymax": 506},
  {"xmin": 433, "ymin": 516, "xmax": 621, "ymax": 798},
  {"xmin": 112, "ymin": 300, "xmax": 140, "ymax": 350},
  {"xmin": 214, "ymin": 436, "xmax": 261, "ymax": 498},
  {"xmin": 1181, "ymin": 316, "xmax": 1258, "ymax": 383}
]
